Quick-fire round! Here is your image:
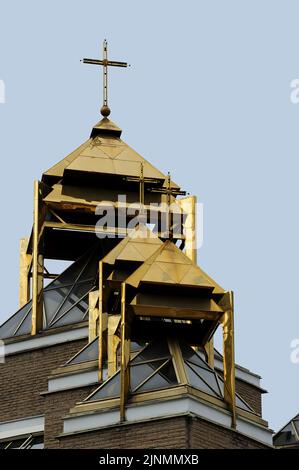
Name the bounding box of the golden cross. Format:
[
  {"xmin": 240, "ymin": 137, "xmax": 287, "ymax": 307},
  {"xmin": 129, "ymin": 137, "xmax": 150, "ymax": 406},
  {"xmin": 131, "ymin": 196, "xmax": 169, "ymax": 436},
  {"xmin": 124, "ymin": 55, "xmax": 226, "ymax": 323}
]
[
  {"xmin": 150, "ymin": 172, "xmax": 186, "ymax": 204},
  {"xmin": 125, "ymin": 163, "xmax": 160, "ymax": 207},
  {"xmin": 82, "ymin": 40, "xmax": 129, "ymax": 117},
  {"xmin": 150, "ymin": 172, "xmax": 186, "ymax": 238},
  {"xmin": 125, "ymin": 164, "xmax": 161, "ymax": 228}
]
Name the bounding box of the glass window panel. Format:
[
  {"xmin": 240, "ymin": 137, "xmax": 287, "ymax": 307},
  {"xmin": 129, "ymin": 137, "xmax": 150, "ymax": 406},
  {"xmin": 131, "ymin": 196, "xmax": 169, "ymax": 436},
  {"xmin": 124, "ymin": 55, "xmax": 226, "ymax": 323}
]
[
  {"xmin": 82, "ymin": 307, "xmax": 89, "ymax": 321},
  {"xmin": 28, "ymin": 436, "xmax": 44, "ymax": 449},
  {"xmin": 136, "ymin": 372, "xmax": 171, "ymax": 393},
  {"xmin": 137, "ymin": 360, "xmax": 178, "ymax": 393},
  {"xmin": 117, "ymin": 341, "xmax": 147, "ymax": 362},
  {"xmin": 131, "ymin": 339, "xmax": 170, "ymax": 364},
  {"xmin": 130, "ymin": 360, "xmax": 166, "ymax": 391},
  {"xmin": 102, "ymin": 366, "xmax": 108, "ymax": 381},
  {"xmin": 214, "ymin": 349, "xmax": 222, "ymax": 360},
  {"xmin": 50, "ymin": 301, "xmax": 88, "ymax": 328},
  {"xmin": 131, "ymin": 341, "xmax": 145, "ymax": 353},
  {"xmin": 88, "ymin": 372, "xmax": 120, "ymax": 401},
  {"xmin": 69, "ymin": 337, "xmax": 99, "ymax": 364},
  {"xmin": 159, "ymin": 359, "xmax": 178, "ymax": 384},
  {"xmin": 186, "ymin": 360, "xmax": 222, "ymax": 397},
  {"xmin": 9, "ymin": 438, "xmax": 27, "ymax": 449},
  {"xmin": 44, "ymin": 286, "xmax": 72, "ymax": 323},
  {"xmin": 0, "ymin": 244, "xmax": 100, "ymax": 340},
  {"xmin": 50, "ymin": 281, "xmax": 94, "ymax": 323},
  {"xmin": 217, "ymin": 376, "xmax": 253, "ymax": 412},
  {"xmin": 235, "ymin": 395, "xmax": 254, "ymax": 412},
  {"xmin": 15, "ymin": 310, "xmax": 32, "ymax": 336},
  {"xmin": 185, "ymin": 363, "xmax": 218, "ymax": 397},
  {"xmin": 78, "ymin": 253, "xmax": 101, "ymax": 283},
  {"xmin": 197, "ymin": 349, "xmax": 207, "ymax": 361},
  {"xmin": 274, "ymin": 423, "xmax": 299, "ymax": 446},
  {"xmin": 0, "ymin": 301, "xmax": 32, "ymax": 340},
  {"xmin": 0, "ymin": 435, "xmax": 44, "ymax": 450},
  {"xmin": 46, "ymin": 248, "xmax": 96, "ymax": 289},
  {"xmin": 180, "ymin": 340, "xmax": 211, "ymax": 371},
  {"xmin": 3, "ymin": 442, "xmax": 12, "ymax": 449},
  {"xmin": 217, "ymin": 375, "xmax": 224, "ymax": 396}
]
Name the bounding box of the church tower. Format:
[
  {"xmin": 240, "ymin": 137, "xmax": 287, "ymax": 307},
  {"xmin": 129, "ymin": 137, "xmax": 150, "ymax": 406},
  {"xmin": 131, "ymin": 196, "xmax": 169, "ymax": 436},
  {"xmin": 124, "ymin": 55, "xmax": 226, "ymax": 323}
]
[{"xmin": 0, "ymin": 42, "xmax": 272, "ymax": 449}]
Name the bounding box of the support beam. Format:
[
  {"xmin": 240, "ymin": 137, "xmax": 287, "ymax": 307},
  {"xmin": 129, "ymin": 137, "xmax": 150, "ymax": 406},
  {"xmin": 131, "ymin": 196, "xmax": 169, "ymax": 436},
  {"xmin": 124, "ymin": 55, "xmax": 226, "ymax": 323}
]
[
  {"xmin": 220, "ymin": 291, "xmax": 236, "ymax": 428},
  {"xmin": 19, "ymin": 237, "xmax": 32, "ymax": 308},
  {"xmin": 168, "ymin": 338, "xmax": 188, "ymax": 384},
  {"xmin": 31, "ymin": 181, "xmax": 45, "ymax": 335},
  {"xmin": 178, "ymin": 195, "xmax": 197, "ymax": 263},
  {"xmin": 43, "ymin": 220, "xmax": 185, "ymax": 240},
  {"xmin": 89, "ymin": 290, "xmax": 99, "ymax": 342},
  {"xmin": 98, "ymin": 311, "xmax": 108, "ymax": 381},
  {"xmin": 120, "ymin": 282, "xmax": 130, "ymax": 422},
  {"xmin": 107, "ymin": 314, "xmax": 121, "ymax": 377},
  {"xmin": 204, "ymin": 337, "xmax": 215, "ymax": 368},
  {"xmin": 98, "ymin": 261, "xmax": 107, "ymax": 381}
]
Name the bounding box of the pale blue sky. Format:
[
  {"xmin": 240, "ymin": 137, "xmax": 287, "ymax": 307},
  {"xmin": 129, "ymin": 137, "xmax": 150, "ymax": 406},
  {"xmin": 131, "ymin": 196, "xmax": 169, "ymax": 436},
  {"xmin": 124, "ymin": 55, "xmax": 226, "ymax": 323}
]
[{"xmin": 0, "ymin": 0, "xmax": 298, "ymax": 432}]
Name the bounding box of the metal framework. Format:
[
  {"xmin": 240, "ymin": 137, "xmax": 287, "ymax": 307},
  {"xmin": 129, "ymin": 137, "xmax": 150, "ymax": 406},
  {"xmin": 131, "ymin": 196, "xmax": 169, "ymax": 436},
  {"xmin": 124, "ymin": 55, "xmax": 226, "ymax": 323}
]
[
  {"xmin": 88, "ymin": 228, "xmax": 237, "ymax": 425},
  {"xmin": 11, "ymin": 40, "xmax": 238, "ymax": 430},
  {"xmin": 19, "ymin": 237, "xmax": 31, "ymax": 307},
  {"xmin": 219, "ymin": 291, "xmax": 236, "ymax": 427},
  {"xmin": 31, "ymin": 181, "xmax": 45, "ymax": 335}
]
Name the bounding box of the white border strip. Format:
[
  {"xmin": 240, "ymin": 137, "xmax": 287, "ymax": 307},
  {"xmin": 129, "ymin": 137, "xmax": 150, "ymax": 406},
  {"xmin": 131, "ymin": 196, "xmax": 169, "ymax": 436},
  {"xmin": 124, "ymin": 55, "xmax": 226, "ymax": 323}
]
[
  {"xmin": 3, "ymin": 327, "xmax": 88, "ymax": 356},
  {"xmin": 48, "ymin": 370, "xmax": 99, "ymax": 392},
  {"xmin": 215, "ymin": 358, "xmax": 261, "ymax": 388},
  {"xmin": 0, "ymin": 415, "xmax": 44, "ymax": 440},
  {"xmin": 63, "ymin": 397, "xmax": 273, "ymax": 446}
]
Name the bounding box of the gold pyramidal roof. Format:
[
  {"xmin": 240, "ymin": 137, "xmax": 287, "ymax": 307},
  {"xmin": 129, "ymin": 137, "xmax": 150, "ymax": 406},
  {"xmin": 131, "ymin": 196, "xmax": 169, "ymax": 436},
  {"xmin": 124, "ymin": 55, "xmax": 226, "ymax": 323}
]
[
  {"xmin": 43, "ymin": 117, "xmax": 179, "ymax": 187},
  {"xmin": 126, "ymin": 240, "xmax": 224, "ymax": 293},
  {"xmin": 124, "ymin": 240, "xmax": 224, "ymax": 323},
  {"xmin": 102, "ymin": 225, "xmax": 163, "ymax": 265},
  {"xmin": 101, "ymin": 226, "xmax": 164, "ymax": 284}
]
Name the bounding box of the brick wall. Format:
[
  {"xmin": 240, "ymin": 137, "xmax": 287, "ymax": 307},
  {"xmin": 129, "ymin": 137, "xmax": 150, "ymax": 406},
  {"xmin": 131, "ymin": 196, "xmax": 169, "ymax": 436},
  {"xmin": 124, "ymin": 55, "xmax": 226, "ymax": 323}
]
[
  {"xmin": 0, "ymin": 338, "xmax": 266, "ymax": 449},
  {"xmin": 0, "ymin": 339, "xmax": 86, "ymax": 422},
  {"xmin": 235, "ymin": 379, "xmax": 263, "ymax": 415},
  {"xmin": 44, "ymin": 386, "xmax": 95, "ymax": 448},
  {"xmin": 58, "ymin": 415, "xmax": 268, "ymax": 449},
  {"xmin": 59, "ymin": 416, "xmax": 188, "ymax": 449},
  {"xmin": 189, "ymin": 416, "xmax": 267, "ymax": 448}
]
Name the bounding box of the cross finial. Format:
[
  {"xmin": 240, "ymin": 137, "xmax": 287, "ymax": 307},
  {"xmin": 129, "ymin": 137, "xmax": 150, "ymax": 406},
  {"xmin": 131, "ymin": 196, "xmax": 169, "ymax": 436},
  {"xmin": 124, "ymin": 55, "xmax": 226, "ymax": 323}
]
[
  {"xmin": 125, "ymin": 163, "xmax": 161, "ymax": 220},
  {"xmin": 82, "ymin": 40, "xmax": 129, "ymax": 117},
  {"xmin": 149, "ymin": 172, "xmax": 187, "ymax": 239}
]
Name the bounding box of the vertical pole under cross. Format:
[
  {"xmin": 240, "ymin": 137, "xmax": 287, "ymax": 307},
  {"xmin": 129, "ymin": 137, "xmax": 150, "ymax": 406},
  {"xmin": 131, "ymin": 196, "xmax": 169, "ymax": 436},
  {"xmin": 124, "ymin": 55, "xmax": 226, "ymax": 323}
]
[{"xmin": 103, "ymin": 40, "xmax": 108, "ymax": 109}]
